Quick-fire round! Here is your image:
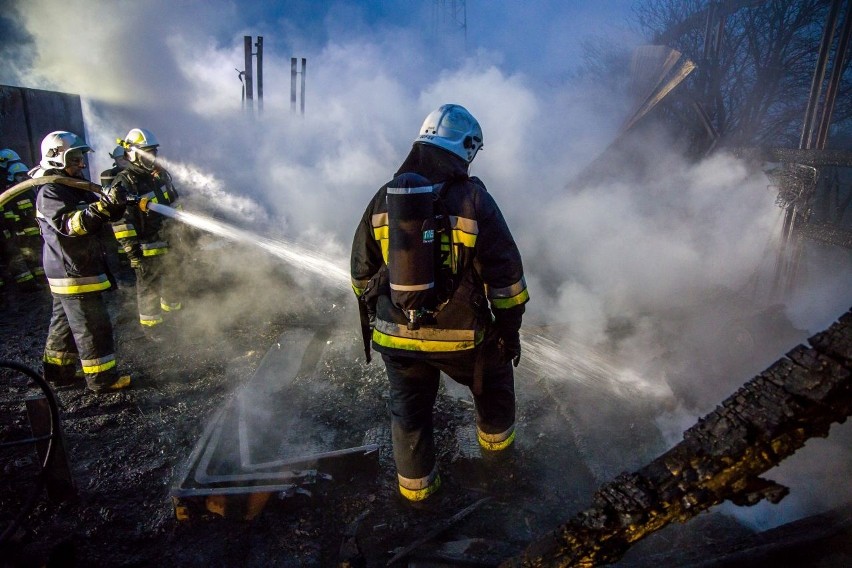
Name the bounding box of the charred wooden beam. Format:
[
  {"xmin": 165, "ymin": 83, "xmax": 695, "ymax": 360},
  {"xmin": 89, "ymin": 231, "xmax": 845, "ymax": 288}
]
[{"xmin": 501, "ymin": 307, "xmax": 852, "ymax": 568}]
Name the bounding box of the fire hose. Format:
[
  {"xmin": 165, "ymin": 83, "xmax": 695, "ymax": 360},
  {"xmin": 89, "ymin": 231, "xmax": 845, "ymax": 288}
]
[{"xmin": 0, "ymin": 176, "xmax": 151, "ymax": 211}]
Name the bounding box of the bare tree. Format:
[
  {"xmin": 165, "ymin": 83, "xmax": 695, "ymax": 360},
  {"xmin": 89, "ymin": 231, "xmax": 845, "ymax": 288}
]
[{"xmin": 633, "ymin": 0, "xmax": 851, "ymax": 148}]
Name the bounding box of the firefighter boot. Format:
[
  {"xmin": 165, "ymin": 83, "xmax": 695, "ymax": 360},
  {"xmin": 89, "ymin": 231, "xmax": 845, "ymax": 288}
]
[{"xmin": 87, "ymin": 374, "xmax": 131, "ymax": 394}]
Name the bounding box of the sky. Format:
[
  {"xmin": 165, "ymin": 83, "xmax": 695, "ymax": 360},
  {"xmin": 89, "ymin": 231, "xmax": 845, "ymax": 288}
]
[{"xmin": 3, "ymin": 0, "xmax": 852, "ymax": 532}]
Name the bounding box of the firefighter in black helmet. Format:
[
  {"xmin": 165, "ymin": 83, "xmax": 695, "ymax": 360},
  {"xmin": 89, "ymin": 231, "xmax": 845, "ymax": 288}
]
[
  {"xmin": 351, "ymin": 104, "xmax": 529, "ymax": 503},
  {"xmin": 34, "ymin": 131, "xmax": 131, "ymax": 393}
]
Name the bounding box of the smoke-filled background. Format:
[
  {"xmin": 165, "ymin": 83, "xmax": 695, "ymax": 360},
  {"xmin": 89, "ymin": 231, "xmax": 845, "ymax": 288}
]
[{"xmin": 2, "ymin": 0, "xmax": 851, "ymax": 531}]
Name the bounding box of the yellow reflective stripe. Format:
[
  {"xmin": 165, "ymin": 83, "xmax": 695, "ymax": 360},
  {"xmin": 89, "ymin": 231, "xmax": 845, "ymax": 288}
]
[
  {"xmin": 140, "ymin": 314, "xmax": 164, "ymax": 326},
  {"xmin": 112, "ymin": 223, "xmax": 137, "ymax": 238},
  {"xmin": 161, "ymin": 300, "xmax": 181, "ymax": 311},
  {"xmin": 450, "ymin": 216, "xmax": 477, "ymax": 248},
  {"xmin": 67, "ymin": 210, "xmax": 88, "ymax": 235},
  {"xmin": 380, "ymin": 239, "xmax": 389, "ymax": 264},
  {"xmin": 477, "ymin": 425, "xmax": 516, "ymax": 451},
  {"xmin": 488, "ymin": 277, "xmax": 529, "ymax": 309},
  {"xmin": 451, "ymin": 228, "xmax": 476, "ymax": 248},
  {"xmin": 142, "ymin": 248, "xmax": 167, "ymax": 256},
  {"xmin": 17, "ymin": 200, "xmax": 34, "ymax": 210},
  {"xmin": 44, "ymin": 351, "xmax": 78, "ymax": 365},
  {"xmin": 81, "ymin": 354, "xmax": 116, "ymax": 374},
  {"xmin": 491, "ymin": 289, "xmax": 530, "ymax": 309},
  {"xmin": 373, "ymin": 226, "xmax": 388, "ymax": 240},
  {"xmin": 398, "ymin": 471, "xmax": 441, "ymax": 502},
  {"xmin": 487, "ymin": 277, "xmax": 527, "ymax": 300},
  {"xmin": 351, "ymin": 278, "xmax": 369, "ymax": 296},
  {"xmin": 373, "ymin": 319, "xmax": 481, "ymax": 352},
  {"xmin": 141, "ymin": 241, "xmax": 169, "ymax": 256},
  {"xmin": 47, "ymin": 274, "xmax": 111, "ymax": 294},
  {"xmin": 21, "ymin": 227, "xmax": 40, "ymax": 236},
  {"xmin": 371, "ymin": 212, "xmax": 389, "ymax": 260},
  {"xmin": 15, "ymin": 271, "xmax": 34, "ymax": 283}
]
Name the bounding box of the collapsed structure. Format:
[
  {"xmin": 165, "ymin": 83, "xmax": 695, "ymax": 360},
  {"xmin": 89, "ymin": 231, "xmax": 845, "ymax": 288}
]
[{"xmin": 502, "ymin": 307, "xmax": 852, "ymax": 567}]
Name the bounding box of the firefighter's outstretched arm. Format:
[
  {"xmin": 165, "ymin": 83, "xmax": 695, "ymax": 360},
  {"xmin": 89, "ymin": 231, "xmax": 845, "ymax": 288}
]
[{"xmin": 351, "ymin": 206, "xmax": 384, "ymax": 363}]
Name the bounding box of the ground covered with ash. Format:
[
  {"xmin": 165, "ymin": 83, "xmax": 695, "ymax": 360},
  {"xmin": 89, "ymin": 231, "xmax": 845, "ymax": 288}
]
[
  {"xmin": 1, "ymin": 242, "xmax": 583, "ymax": 568},
  {"xmin": 2, "ymin": 241, "xmax": 851, "ymax": 568}
]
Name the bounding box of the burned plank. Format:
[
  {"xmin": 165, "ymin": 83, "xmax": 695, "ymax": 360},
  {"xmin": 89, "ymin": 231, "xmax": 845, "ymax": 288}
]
[{"xmin": 501, "ymin": 307, "xmax": 852, "ymax": 568}]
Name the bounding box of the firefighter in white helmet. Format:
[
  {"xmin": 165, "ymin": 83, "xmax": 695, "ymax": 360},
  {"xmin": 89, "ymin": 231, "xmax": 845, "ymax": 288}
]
[
  {"xmin": 34, "ymin": 131, "xmax": 131, "ymax": 392},
  {"xmin": 350, "ymin": 104, "xmax": 528, "ymax": 503},
  {"xmin": 109, "ymin": 128, "xmax": 182, "ymax": 340}
]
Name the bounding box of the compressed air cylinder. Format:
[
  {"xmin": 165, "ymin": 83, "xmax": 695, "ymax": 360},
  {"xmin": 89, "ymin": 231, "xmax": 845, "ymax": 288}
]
[{"xmin": 386, "ymin": 173, "xmax": 437, "ymax": 318}]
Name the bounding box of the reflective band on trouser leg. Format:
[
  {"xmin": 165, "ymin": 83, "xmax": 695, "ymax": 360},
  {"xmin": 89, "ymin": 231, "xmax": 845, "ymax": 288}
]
[
  {"xmin": 398, "ymin": 468, "xmax": 441, "ymax": 502},
  {"xmin": 140, "ymin": 313, "xmax": 164, "ymax": 326},
  {"xmin": 477, "ymin": 424, "xmax": 516, "ymax": 451},
  {"xmin": 141, "ymin": 241, "xmax": 169, "ymax": 256},
  {"xmin": 160, "ymin": 298, "xmax": 181, "ymax": 311},
  {"xmin": 47, "ymin": 274, "xmax": 111, "ymax": 294},
  {"xmin": 15, "ymin": 270, "xmax": 34, "ymax": 283},
  {"xmin": 43, "ymin": 349, "xmax": 78, "ymax": 366},
  {"xmin": 81, "ymin": 353, "xmax": 116, "ymax": 375}
]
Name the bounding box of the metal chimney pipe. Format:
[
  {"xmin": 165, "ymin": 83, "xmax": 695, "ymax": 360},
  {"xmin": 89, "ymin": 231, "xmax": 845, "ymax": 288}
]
[
  {"xmin": 255, "ymin": 36, "xmax": 263, "ymax": 112},
  {"xmin": 291, "ymin": 57, "xmax": 297, "ymax": 113},
  {"xmin": 244, "ymin": 36, "xmax": 254, "ymax": 111},
  {"xmin": 300, "ymin": 58, "xmax": 307, "ymax": 116}
]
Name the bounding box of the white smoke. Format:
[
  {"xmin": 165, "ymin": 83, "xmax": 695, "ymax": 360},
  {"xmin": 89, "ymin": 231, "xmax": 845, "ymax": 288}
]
[{"xmin": 6, "ymin": 0, "xmax": 851, "ymax": 535}]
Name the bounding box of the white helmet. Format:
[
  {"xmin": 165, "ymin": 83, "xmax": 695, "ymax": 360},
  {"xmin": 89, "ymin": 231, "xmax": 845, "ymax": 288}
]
[
  {"xmin": 415, "ymin": 104, "xmax": 483, "ymax": 163},
  {"xmin": 0, "ymin": 148, "xmax": 22, "ymax": 167},
  {"xmin": 39, "ymin": 131, "xmax": 91, "ymax": 170},
  {"xmin": 122, "ymin": 127, "xmax": 159, "ymax": 170},
  {"xmin": 7, "ymin": 161, "xmax": 29, "ymax": 182}
]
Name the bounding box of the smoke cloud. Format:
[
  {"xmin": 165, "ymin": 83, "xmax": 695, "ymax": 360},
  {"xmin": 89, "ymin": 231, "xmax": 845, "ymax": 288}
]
[{"xmin": 4, "ymin": 0, "xmax": 851, "ymax": 533}]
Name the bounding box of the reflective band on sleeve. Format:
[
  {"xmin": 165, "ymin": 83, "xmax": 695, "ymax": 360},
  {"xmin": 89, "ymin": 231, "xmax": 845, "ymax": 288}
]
[
  {"xmin": 373, "ymin": 319, "xmax": 480, "ymax": 352},
  {"xmin": 397, "ymin": 469, "xmax": 441, "ymax": 502},
  {"xmin": 491, "ymin": 289, "xmax": 530, "ymax": 309},
  {"xmin": 488, "ymin": 277, "xmax": 529, "ymax": 308},
  {"xmin": 351, "ymin": 278, "xmax": 369, "ymax": 296},
  {"xmin": 68, "ymin": 210, "xmax": 88, "ymax": 235},
  {"xmin": 112, "ymin": 223, "xmax": 137, "ymax": 239},
  {"xmin": 477, "ymin": 424, "xmax": 516, "ymax": 451},
  {"xmin": 21, "ymin": 227, "xmax": 40, "ymax": 236},
  {"xmin": 17, "ymin": 199, "xmax": 34, "ymax": 210},
  {"xmin": 81, "ymin": 354, "xmax": 116, "ymax": 374},
  {"xmin": 48, "ymin": 274, "xmax": 111, "ymax": 294}
]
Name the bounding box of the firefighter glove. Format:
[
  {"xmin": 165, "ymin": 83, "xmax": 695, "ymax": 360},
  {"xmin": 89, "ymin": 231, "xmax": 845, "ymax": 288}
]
[
  {"xmin": 96, "ymin": 185, "xmax": 127, "ymax": 219},
  {"xmin": 493, "ymin": 304, "xmax": 524, "ymax": 367},
  {"xmin": 497, "ymin": 330, "xmax": 521, "ymax": 367}
]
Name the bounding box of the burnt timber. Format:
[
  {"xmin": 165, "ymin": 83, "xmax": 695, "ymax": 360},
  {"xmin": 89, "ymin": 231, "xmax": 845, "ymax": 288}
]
[{"xmin": 502, "ymin": 307, "xmax": 852, "ymax": 568}]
